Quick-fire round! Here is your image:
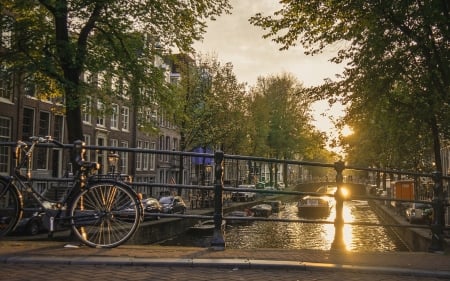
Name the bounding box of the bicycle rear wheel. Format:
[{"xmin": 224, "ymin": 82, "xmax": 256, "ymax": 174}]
[
  {"xmin": 0, "ymin": 178, "xmax": 22, "ymax": 237},
  {"xmin": 69, "ymin": 181, "xmax": 143, "ymax": 248}
]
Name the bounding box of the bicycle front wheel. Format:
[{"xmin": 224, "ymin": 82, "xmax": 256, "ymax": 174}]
[
  {"xmin": 0, "ymin": 178, "xmax": 22, "ymax": 237},
  {"xmin": 69, "ymin": 181, "xmax": 143, "ymax": 248}
]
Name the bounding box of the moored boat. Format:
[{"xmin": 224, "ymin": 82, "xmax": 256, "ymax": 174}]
[
  {"xmin": 297, "ymin": 195, "xmax": 331, "ymax": 217},
  {"xmin": 251, "ymin": 204, "xmax": 273, "ymax": 217},
  {"xmin": 225, "ymin": 209, "xmax": 254, "ymax": 224},
  {"xmin": 188, "ymin": 219, "xmax": 226, "ymax": 234},
  {"xmin": 263, "ymin": 200, "xmax": 284, "ymax": 213}
]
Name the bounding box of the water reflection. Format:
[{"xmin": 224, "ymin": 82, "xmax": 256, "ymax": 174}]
[{"xmin": 158, "ymin": 200, "xmax": 409, "ymax": 252}]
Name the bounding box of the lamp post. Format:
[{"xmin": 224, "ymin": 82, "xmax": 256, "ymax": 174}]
[{"xmin": 108, "ymin": 151, "xmax": 119, "ymax": 174}]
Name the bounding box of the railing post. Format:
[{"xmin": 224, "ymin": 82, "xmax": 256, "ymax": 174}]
[
  {"xmin": 211, "ymin": 150, "xmax": 225, "ymax": 250},
  {"xmin": 331, "ymin": 160, "xmax": 346, "ymax": 250},
  {"xmin": 429, "ymin": 171, "xmax": 445, "ymax": 252}
]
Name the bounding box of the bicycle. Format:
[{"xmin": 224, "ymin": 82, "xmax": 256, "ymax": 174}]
[{"xmin": 0, "ymin": 136, "xmax": 143, "ymax": 248}]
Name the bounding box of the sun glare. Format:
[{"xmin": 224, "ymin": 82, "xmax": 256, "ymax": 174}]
[
  {"xmin": 339, "ymin": 187, "xmax": 350, "ymax": 198},
  {"xmin": 341, "ymin": 125, "xmax": 353, "ymax": 137}
]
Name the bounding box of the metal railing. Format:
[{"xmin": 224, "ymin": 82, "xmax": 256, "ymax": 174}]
[{"xmin": 1, "ymin": 141, "xmax": 449, "ymax": 251}]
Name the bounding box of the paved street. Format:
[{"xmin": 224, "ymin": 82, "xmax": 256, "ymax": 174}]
[
  {"xmin": 2, "ymin": 263, "xmax": 446, "ymax": 281},
  {"xmin": 0, "ymin": 241, "xmax": 449, "ymax": 280}
]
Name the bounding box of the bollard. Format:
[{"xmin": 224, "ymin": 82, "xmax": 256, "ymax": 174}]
[
  {"xmin": 331, "ymin": 160, "xmax": 346, "ymax": 250},
  {"xmin": 211, "ymin": 150, "xmax": 225, "ymax": 250}
]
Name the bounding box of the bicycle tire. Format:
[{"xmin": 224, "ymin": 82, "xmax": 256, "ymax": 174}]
[
  {"xmin": 69, "ymin": 181, "xmax": 143, "ymax": 248},
  {"xmin": 0, "ymin": 178, "xmax": 22, "ymax": 237}
]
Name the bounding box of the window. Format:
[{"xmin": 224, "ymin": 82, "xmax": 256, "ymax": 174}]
[
  {"xmin": 136, "ymin": 141, "xmax": 150, "ymax": 171},
  {"xmin": 120, "ymin": 80, "xmax": 129, "ymax": 100},
  {"xmin": 165, "ymin": 136, "xmax": 170, "ymax": 162},
  {"xmin": 145, "ymin": 109, "xmax": 152, "ymax": 122},
  {"xmin": 38, "ymin": 111, "xmax": 50, "ymax": 137},
  {"xmin": 35, "ymin": 111, "xmax": 50, "ymax": 170},
  {"xmin": 82, "ymin": 97, "xmax": 92, "ymax": 124},
  {"xmin": 96, "ymin": 101, "xmax": 105, "ymax": 127},
  {"xmin": 121, "ymin": 106, "xmax": 129, "ymax": 131},
  {"xmin": 110, "ymin": 104, "xmax": 119, "ymax": 129},
  {"xmin": 158, "ymin": 109, "xmax": 164, "ymax": 127},
  {"xmin": 143, "ymin": 141, "xmax": 150, "ymax": 170},
  {"xmin": 110, "ymin": 138, "xmax": 118, "ymax": 172},
  {"xmin": 159, "ymin": 135, "xmax": 164, "ymax": 161},
  {"xmin": 84, "ymin": 71, "xmax": 98, "ymax": 87},
  {"xmin": 150, "ymin": 142, "xmax": 156, "ymax": 171},
  {"xmin": 110, "ymin": 138, "xmax": 118, "ymax": 148},
  {"xmin": 173, "ymin": 138, "xmax": 179, "ymax": 151},
  {"xmin": 54, "ymin": 115, "xmax": 64, "ymax": 142},
  {"xmin": 112, "ymin": 75, "xmax": 129, "ymax": 100},
  {"xmin": 96, "ymin": 136, "xmax": 106, "ymax": 173},
  {"xmin": 98, "ymin": 71, "xmax": 107, "ymax": 89},
  {"xmin": 36, "ymin": 147, "xmax": 48, "ymax": 170},
  {"xmin": 0, "ymin": 116, "xmax": 11, "ymax": 174},
  {"xmin": 136, "ymin": 140, "xmax": 143, "ymax": 171},
  {"xmin": 24, "ymin": 75, "xmax": 36, "ymax": 97},
  {"xmin": 22, "ymin": 108, "xmax": 35, "ymax": 141},
  {"xmin": 0, "ymin": 67, "xmax": 13, "ymax": 101},
  {"xmin": 0, "ymin": 16, "xmax": 13, "ymax": 49},
  {"xmin": 119, "ymin": 141, "xmax": 128, "ymax": 174}
]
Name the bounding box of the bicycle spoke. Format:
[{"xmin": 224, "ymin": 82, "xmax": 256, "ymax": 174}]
[{"xmin": 70, "ymin": 182, "xmax": 142, "ymax": 248}]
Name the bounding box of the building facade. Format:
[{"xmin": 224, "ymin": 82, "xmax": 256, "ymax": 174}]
[{"xmin": 0, "ymin": 55, "xmax": 188, "ymax": 199}]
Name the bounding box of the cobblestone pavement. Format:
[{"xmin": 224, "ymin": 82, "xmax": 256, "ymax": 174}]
[
  {"xmin": 1, "ymin": 263, "xmax": 446, "ymax": 281},
  {"xmin": 0, "ymin": 241, "xmax": 449, "ymax": 280}
]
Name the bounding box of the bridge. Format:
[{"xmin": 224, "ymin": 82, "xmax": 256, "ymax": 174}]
[{"xmin": 1, "ymin": 141, "xmax": 449, "ymax": 253}]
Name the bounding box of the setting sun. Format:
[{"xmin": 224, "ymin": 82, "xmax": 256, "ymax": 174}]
[
  {"xmin": 341, "ymin": 125, "xmax": 354, "ymax": 137},
  {"xmin": 339, "ymin": 187, "xmax": 350, "ymax": 198}
]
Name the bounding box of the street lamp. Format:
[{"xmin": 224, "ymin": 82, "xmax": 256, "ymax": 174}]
[{"xmin": 108, "ymin": 151, "xmax": 119, "ymax": 174}]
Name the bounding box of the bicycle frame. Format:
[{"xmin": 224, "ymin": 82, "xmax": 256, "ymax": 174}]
[
  {"xmin": 8, "ymin": 137, "xmax": 99, "ymax": 233},
  {"xmin": 2, "ymin": 136, "xmax": 143, "ymax": 247}
]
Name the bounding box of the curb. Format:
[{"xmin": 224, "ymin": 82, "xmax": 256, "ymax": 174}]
[{"xmin": 1, "ymin": 255, "xmax": 449, "ymax": 279}]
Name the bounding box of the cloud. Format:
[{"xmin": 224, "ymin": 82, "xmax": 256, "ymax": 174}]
[
  {"xmin": 194, "ymin": 0, "xmax": 344, "ymax": 87},
  {"xmin": 194, "ymin": 0, "xmax": 346, "ymax": 138}
]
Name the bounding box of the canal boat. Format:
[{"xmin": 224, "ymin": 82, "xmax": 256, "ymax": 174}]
[
  {"xmin": 225, "ymin": 209, "xmax": 254, "ymax": 224},
  {"xmin": 188, "ymin": 219, "xmax": 226, "ymax": 234},
  {"xmin": 251, "ymin": 204, "xmax": 273, "ymax": 217},
  {"xmin": 263, "ymin": 200, "xmax": 284, "ymax": 213},
  {"xmin": 297, "ymin": 195, "xmax": 331, "ymax": 217}
]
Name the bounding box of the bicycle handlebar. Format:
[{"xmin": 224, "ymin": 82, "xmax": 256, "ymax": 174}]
[{"xmin": 28, "ymin": 136, "xmax": 64, "ymax": 148}]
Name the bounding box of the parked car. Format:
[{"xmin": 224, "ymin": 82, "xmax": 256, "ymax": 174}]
[
  {"xmin": 276, "ymin": 182, "xmax": 285, "ymax": 190},
  {"xmin": 231, "ymin": 184, "xmax": 256, "ymax": 202},
  {"xmin": 159, "ymin": 196, "xmax": 187, "ymax": 214},
  {"xmin": 142, "ymin": 197, "xmax": 163, "ymax": 220},
  {"xmin": 264, "ymin": 185, "xmax": 277, "ymax": 191},
  {"xmin": 405, "ymin": 203, "xmax": 433, "ymax": 224},
  {"xmin": 116, "ymin": 197, "xmax": 162, "ymax": 221}
]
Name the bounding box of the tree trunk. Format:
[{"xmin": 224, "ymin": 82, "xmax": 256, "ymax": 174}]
[
  {"xmin": 430, "ymin": 115, "xmax": 442, "ymax": 175},
  {"xmin": 65, "ymin": 88, "xmax": 84, "ymax": 143}
]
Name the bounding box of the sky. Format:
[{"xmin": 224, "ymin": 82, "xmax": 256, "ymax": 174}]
[{"xmin": 193, "ymin": 0, "xmax": 346, "ymax": 139}]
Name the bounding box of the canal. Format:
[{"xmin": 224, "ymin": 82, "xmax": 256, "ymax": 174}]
[{"xmin": 157, "ymin": 199, "xmax": 410, "ymax": 252}]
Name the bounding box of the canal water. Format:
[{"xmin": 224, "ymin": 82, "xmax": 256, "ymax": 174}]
[{"xmin": 157, "ymin": 199, "xmax": 410, "ymax": 252}]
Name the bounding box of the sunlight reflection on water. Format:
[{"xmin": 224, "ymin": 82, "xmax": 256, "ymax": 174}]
[{"xmin": 158, "ymin": 200, "xmax": 409, "ymax": 252}]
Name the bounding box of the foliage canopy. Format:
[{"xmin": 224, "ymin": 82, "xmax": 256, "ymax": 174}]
[{"xmin": 250, "ymin": 0, "xmax": 449, "ymax": 172}]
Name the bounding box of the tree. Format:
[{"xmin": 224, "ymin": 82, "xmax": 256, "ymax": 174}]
[
  {"xmin": 339, "ymin": 84, "xmax": 434, "ymax": 171},
  {"xmin": 1, "ymin": 0, "xmax": 231, "ymax": 142},
  {"xmin": 250, "ymin": 0, "xmax": 449, "ymax": 173},
  {"xmin": 247, "ymin": 73, "xmax": 326, "ymax": 160},
  {"xmin": 169, "ymin": 54, "xmax": 247, "ymax": 153}
]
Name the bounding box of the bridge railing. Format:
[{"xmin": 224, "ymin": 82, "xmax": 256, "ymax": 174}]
[{"xmin": 0, "ymin": 141, "xmax": 448, "ymax": 251}]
